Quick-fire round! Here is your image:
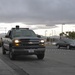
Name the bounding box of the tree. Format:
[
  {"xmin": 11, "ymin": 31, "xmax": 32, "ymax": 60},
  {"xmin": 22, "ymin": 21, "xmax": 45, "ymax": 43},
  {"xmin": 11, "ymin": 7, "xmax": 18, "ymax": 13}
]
[
  {"xmin": 66, "ymin": 31, "xmax": 75, "ymax": 39},
  {"xmin": 59, "ymin": 31, "xmax": 75, "ymax": 39},
  {"xmin": 59, "ymin": 32, "xmax": 66, "ymax": 39}
]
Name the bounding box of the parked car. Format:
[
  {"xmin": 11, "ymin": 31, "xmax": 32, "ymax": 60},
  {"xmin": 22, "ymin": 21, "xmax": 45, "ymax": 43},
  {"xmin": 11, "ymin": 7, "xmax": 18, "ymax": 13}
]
[{"xmin": 56, "ymin": 38, "xmax": 75, "ymax": 49}]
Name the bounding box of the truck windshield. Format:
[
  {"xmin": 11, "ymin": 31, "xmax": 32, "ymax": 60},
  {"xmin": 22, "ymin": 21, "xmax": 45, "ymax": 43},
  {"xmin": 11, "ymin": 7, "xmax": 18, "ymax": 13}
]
[{"xmin": 12, "ymin": 29, "xmax": 37, "ymax": 37}]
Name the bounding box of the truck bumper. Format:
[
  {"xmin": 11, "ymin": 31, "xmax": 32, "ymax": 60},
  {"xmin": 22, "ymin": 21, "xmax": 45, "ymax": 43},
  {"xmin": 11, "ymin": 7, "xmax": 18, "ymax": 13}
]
[{"xmin": 12, "ymin": 48, "xmax": 45, "ymax": 55}]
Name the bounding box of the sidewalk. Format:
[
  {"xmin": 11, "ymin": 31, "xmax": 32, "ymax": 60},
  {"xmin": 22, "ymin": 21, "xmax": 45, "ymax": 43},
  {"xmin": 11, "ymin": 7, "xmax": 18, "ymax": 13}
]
[{"xmin": 0, "ymin": 59, "xmax": 18, "ymax": 75}]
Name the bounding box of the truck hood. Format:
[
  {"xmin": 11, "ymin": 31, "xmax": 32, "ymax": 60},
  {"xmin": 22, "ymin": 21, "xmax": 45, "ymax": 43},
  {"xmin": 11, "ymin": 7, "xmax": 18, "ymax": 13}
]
[{"xmin": 13, "ymin": 37, "xmax": 41, "ymax": 40}]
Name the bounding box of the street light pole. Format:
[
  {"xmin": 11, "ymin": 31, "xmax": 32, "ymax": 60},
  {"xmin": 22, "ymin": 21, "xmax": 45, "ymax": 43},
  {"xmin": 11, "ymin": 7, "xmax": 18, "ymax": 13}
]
[
  {"xmin": 62, "ymin": 23, "xmax": 65, "ymax": 33},
  {"xmin": 45, "ymin": 30, "xmax": 47, "ymax": 37},
  {"xmin": 4, "ymin": 27, "xmax": 7, "ymax": 34},
  {"xmin": 62, "ymin": 24, "xmax": 63, "ymax": 33}
]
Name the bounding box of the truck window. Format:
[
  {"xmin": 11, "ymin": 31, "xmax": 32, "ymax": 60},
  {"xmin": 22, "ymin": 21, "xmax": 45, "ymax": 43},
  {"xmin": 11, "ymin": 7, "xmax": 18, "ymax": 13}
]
[
  {"xmin": 5, "ymin": 30, "xmax": 11, "ymax": 38},
  {"xmin": 12, "ymin": 29, "xmax": 37, "ymax": 37}
]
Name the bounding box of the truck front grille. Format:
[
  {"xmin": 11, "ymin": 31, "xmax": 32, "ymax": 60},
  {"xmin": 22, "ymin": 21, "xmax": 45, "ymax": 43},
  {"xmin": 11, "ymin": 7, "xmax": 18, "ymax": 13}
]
[{"xmin": 19, "ymin": 39, "xmax": 40, "ymax": 49}]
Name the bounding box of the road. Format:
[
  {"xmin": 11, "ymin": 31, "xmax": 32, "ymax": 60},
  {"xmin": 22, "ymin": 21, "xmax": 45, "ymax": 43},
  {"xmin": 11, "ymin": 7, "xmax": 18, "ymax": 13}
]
[{"xmin": 0, "ymin": 46, "xmax": 75, "ymax": 75}]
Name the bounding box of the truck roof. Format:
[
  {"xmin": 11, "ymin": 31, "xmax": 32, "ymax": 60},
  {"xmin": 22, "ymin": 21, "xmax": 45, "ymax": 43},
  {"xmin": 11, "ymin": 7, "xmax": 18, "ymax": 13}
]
[
  {"xmin": 12, "ymin": 25, "xmax": 29, "ymax": 30},
  {"xmin": 12, "ymin": 28, "xmax": 29, "ymax": 30}
]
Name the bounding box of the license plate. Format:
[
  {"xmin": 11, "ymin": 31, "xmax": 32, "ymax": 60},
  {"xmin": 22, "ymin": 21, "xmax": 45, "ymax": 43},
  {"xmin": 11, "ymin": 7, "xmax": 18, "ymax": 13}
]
[{"xmin": 28, "ymin": 49, "xmax": 34, "ymax": 53}]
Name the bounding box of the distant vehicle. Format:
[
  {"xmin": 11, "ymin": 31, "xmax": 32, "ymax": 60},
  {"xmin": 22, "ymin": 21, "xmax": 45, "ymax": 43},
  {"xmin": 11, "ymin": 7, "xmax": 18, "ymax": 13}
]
[
  {"xmin": 1, "ymin": 26, "xmax": 45, "ymax": 60},
  {"xmin": 52, "ymin": 42, "xmax": 56, "ymax": 45},
  {"xmin": 56, "ymin": 38, "xmax": 75, "ymax": 49}
]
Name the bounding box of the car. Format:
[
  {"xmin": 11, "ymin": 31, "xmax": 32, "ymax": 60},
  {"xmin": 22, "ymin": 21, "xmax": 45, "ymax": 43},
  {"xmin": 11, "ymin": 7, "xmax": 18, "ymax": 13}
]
[{"xmin": 56, "ymin": 38, "xmax": 75, "ymax": 49}]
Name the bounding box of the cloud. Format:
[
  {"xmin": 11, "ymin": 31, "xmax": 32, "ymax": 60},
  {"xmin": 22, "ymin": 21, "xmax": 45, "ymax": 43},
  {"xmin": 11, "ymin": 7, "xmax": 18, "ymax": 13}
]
[{"xmin": 0, "ymin": 0, "xmax": 75, "ymax": 24}]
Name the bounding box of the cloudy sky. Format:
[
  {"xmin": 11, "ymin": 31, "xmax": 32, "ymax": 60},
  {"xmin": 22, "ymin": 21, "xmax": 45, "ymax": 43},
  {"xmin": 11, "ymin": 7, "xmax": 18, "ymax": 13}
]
[
  {"xmin": 0, "ymin": 0, "xmax": 75, "ymax": 24},
  {"xmin": 0, "ymin": 0, "xmax": 75, "ymax": 35}
]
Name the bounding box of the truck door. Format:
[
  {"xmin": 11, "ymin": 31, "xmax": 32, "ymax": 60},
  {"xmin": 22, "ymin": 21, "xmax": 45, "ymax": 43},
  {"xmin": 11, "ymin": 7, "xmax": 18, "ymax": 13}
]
[{"xmin": 4, "ymin": 31, "xmax": 12, "ymax": 50}]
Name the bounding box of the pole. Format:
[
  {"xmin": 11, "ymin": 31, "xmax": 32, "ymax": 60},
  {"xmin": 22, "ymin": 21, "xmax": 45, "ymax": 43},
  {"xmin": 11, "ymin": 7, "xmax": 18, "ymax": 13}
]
[
  {"xmin": 62, "ymin": 24, "xmax": 63, "ymax": 33},
  {"xmin": 4, "ymin": 27, "xmax": 7, "ymax": 34},
  {"xmin": 45, "ymin": 30, "xmax": 47, "ymax": 42},
  {"xmin": 45, "ymin": 30, "xmax": 47, "ymax": 37},
  {"xmin": 62, "ymin": 23, "xmax": 65, "ymax": 33}
]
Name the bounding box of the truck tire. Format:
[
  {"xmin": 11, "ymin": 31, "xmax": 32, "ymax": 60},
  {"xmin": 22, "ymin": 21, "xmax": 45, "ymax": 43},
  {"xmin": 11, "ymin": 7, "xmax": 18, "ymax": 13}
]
[
  {"xmin": 2, "ymin": 46, "xmax": 6, "ymax": 54},
  {"xmin": 9, "ymin": 50, "xmax": 15, "ymax": 60},
  {"xmin": 37, "ymin": 54, "xmax": 44, "ymax": 60}
]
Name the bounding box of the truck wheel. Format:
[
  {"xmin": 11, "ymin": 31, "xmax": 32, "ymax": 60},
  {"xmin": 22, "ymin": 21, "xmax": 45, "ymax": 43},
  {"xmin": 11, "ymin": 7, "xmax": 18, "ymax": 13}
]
[
  {"xmin": 2, "ymin": 46, "xmax": 6, "ymax": 54},
  {"xmin": 9, "ymin": 51, "xmax": 15, "ymax": 60},
  {"xmin": 37, "ymin": 54, "xmax": 44, "ymax": 60}
]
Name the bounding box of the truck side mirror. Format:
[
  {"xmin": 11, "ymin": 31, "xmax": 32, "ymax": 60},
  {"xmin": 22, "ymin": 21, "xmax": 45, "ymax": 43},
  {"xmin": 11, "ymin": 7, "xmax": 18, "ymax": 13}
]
[{"xmin": 37, "ymin": 35, "xmax": 41, "ymax": 38}]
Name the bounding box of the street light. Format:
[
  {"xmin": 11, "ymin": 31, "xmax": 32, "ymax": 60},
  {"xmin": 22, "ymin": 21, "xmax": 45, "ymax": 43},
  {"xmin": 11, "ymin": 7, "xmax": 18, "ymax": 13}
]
[
  {"xmin": 4, "ymin": 27, "xmax": 7, "ymax": 34},
  {"xmin": 62, "ymin": 24, "xmax": 63, "ymax": 33},
  {"xmin": 61, "ymin": 23, "xmax": 65, "ymax": 33},
  {"xmin": 45, "ymin": 30, "xmax": 47, "ymax": 37},
  {"xmin": 51, "ymin": 30, "xmax": 53, "ymax": 36},
  {"xmin": 60, "ymin": 23, "xmax": 65, "ymax": 39}
]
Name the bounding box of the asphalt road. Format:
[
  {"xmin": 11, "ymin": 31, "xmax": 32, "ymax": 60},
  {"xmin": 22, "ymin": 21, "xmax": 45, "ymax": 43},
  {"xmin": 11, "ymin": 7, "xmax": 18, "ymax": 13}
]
[{"xmin": 0, "ymin": 46, "xmax": 75, "ymax": 75}]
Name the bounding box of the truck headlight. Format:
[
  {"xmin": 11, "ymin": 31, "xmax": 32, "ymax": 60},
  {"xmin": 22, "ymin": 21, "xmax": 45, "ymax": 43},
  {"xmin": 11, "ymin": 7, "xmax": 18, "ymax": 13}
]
[
  {"xmin": 40, "ymin": 40, "xmax": 45, "ymax": 46},
  {"xmin": 14, "ymin": 40, "xmax": 20, "ymax": 43},
  {"xmin": 14, "ymin": 40, "xmax": 20, "ymax": 46},
  {"xmin": 40, "ymin": 40, "xmax": 45, "ymax": 43}
]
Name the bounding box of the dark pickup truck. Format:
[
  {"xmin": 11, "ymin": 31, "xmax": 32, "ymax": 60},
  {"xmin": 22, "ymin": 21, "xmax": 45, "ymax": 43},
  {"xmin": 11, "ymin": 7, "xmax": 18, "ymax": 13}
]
[{"xmin": 2, "ymin": 26, "xmax": 45, "ymax": 60}]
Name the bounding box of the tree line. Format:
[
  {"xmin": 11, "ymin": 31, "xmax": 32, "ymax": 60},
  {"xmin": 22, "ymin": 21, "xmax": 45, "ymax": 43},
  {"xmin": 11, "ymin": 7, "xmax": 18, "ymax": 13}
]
[{"xmin": 60, "ymin": 31, "xmax": 75, "ymax": 39}]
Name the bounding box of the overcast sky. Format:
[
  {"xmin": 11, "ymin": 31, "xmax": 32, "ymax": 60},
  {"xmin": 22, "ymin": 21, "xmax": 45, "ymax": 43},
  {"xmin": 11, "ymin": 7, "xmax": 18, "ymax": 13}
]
[
  {"xmin": 0, "ymin": 0, "xmax": 75, "ymax": 35},
  {"xmin": 0, "ymin": 0, "xmax": 75, "ymax": 25}
]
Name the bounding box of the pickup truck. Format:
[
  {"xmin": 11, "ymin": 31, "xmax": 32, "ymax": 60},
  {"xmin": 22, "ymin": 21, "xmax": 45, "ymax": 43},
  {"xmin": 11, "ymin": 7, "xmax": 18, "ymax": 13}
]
[{"xmin": 1, "ymin": 26, "xmax": 45, "ymax": 60}]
